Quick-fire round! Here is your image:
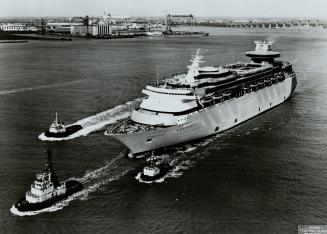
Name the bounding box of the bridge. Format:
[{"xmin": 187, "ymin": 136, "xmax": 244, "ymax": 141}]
[{"xmin": 226, "ymin": 19, "xmax": 323, "ymax": 30}]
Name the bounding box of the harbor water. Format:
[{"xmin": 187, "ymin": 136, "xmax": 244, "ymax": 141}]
[{"xmin": 0, "ymin": 28, "xmax": 327, "ymax": 233}]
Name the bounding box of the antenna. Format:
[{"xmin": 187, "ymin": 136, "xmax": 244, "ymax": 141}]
[
  {"xmin": 150, "ymin": 149, "xmax": 156, "ymax": 166},
  {"xmin": 45, "ymin": 149, "xmax": 60, "ymax": 187},
  {"xmin": 46, "ymin": 149, "xmax": 53, "ymax": 171}
]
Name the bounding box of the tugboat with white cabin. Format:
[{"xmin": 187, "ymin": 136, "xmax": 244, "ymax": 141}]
[
  {"xmin": 13, "ymin": 150, "xmax": 83, "ymax": 212},
  {"xmin": 137, "ymin": 152, "xmax": 173, "ymax": 183},
  {"xmin": 44, "ymin": 113, "xmax": 83, "ymax": 138}
]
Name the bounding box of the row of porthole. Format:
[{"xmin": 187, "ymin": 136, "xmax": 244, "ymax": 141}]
[
  {"xmin": 214, "ymin": 101, "xmax": 275, "ymax": 131},
  {"xmin": 146, "ymin": 97, "xmax": 285, "ymax": 143}
]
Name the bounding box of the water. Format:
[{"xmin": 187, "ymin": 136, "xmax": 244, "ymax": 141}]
[{"xmin": 1, "ymin": 28, "xmax": 327, "ymax": 233}]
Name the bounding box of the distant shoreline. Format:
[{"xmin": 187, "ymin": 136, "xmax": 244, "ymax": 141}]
[
  {"xmin": 0, "ymin": 40, "xmax": 28, "ymax": 43},
  {"xmin": 0, "ymin": 31, "xmax": 73, "ymax": 41}
]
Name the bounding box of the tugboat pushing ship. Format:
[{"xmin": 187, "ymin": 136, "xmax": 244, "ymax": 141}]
[
  {"xmin": 12, "ymin": 150, "xmax": 82, "ymax": 213},
  {"xmin": 106, "ymin": 41, "xmax": 297, "ymax": 157},
  {"xmin": 136, "ymin": 152, "xmax": 173, "ymax": 183},
  {"xmin": 43, "ymin": 113, "xmax": 83, "ymax": 138}
]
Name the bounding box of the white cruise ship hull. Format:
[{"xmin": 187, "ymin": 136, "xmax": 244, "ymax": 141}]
[{"xmin": 107, "ymin": 75, "xmax": 296, "ymax": 154}]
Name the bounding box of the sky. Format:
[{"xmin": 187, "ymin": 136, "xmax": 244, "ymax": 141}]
[{"xmin": 1, "ymin": 0, "xmax": 327, "ymax": 19}]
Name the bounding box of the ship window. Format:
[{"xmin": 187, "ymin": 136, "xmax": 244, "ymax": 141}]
[
  {"xmin": 234, "ymin": 118, "xmax": 237, "ymax": 123},
  {"xmin": 146, "ymin": 138, "xmax": 152, "ymax": 143},
  {"xmin": 259, "ymin": 107, "xmax": 261, "ymax": 111},
  {"xmin": 215, "ymin": 126, "xmax": 219, "ymax": 131},
  {"xmin": 270, "ymin": 102, "xmax": 272, "ymax": 106}
]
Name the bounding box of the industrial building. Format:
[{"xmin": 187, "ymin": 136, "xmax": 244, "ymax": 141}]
[
  {"xmin": 0, "ymin": 23, "xmax": 38, "ymax": 32},
  {"xmin": 47, "ymin": 23, "xmax": 83, "ymax": 33},
  {"xmin": 70, "ymin": 25, "xmax": 112, "ymax": 36},
  {"xmin": 0, "ymin": 24, "xmax": 25, "ymax": 31}
]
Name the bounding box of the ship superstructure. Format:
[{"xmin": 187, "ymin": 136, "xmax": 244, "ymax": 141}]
[
  {"xmin": 24, "ymin": 150, "xmax": 65, "ymax": 204},
  {"xmin": 105, "ymin": 41, "xmax": 297, "ymax": 156}
]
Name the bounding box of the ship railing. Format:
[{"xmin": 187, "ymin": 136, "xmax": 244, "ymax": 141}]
[
  {"xmin": 107, "ymin": 119, "xmax": 139, "ymax": 134},
  {"xmin": 202, "ymin": 70, "xmax": 286, "ymax": 106},
  {"xmin": 108, "ymin": 118, "xmax": 166, "ymax": 134},
  {"xmin": 147, "ymin": 83, "xmax": 191, "ymax": 91},
  {"xmin": 107, "ymin": 120, "xmax": 128, "ymax": 134}
]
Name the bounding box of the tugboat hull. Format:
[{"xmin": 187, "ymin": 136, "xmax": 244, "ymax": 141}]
[
  {"xmin": 44, "ymin": 125, "xmax": 83, "ymax": 138},
  {"xmin": 14, "ymin": 180, "xmax": 82, "ymax": 212},
  {"xmin": 140, "ymin": 164, "xmax": 173, "ymax": 182}
]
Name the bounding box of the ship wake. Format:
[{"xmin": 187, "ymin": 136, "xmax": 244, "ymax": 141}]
[
  {"xmin": 0, "ymin": 80, "xmax": 84, "ymax": 96},
  {"xmin": 135, "ymin": 137, "xmax": 215, "ymax": 184},
  {"xmin": 38, "ymin": 98, "xmax": 142, "ymax": 141},
  {"xmin": 135, "ymin": 124, "xmax": 260, "ymax": 184}
]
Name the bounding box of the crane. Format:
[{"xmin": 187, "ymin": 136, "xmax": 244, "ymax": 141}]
[{"xmin": 165, "ymin": 13, "xmax": 194, "ymax": 34}]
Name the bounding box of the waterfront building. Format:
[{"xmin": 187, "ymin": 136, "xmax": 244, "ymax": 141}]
[
  {"xmin": 71, "ymin": 25, "xmax": 112, "ymax": 36},
  {"xmin": 0, "ymin": 24, "xmax": 25, "ymax": 31},
  {"xmin": 47, "ymin": 23, "xmax": 82, "ymax": 33}
]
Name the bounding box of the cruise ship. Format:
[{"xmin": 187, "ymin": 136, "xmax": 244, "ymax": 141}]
[{"xmin": 105, "ymin": 41, "xmax": 297, "ymax": 157}]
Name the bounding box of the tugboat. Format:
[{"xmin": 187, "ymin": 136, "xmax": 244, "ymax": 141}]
[
  {"xmin": 14, "ymin": 150, "xmax": 83, "ymax": 212},
  {"xmin": 138, "ymin": 153, "xmax": 173, "ymax": 182},
  {"xmin": 44, "ymin": 113, "xmax": 82, "ymax": 138}
]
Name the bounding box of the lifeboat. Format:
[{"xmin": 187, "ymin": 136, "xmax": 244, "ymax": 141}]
[
  {"xmin": 212, "ymin": 92, "xmax": 223, "ymax": 100},
  {"xmin": 264, "ymin": 78, "xmax": 272, "ymax": 86},
  {"xmin": 250, "ymin": 83, "xmax": 258, "ymax": 91},
  {"xmin": 200, "ymin": 96, "xmax": 214, "ymax": 104}
]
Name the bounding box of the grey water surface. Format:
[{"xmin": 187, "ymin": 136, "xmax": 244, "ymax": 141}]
[{"xmin": 0, "ymin": 28, "xmax": 327, "ymax": 233}]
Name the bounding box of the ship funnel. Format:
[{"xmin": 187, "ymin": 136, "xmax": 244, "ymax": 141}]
[
  {"xmin": 254, "ymin": 40, "xmax": 274, "ymax": 52},
  {"xmin": 245, "ymin": 40, "xmax": 280, "ymax": 63}
]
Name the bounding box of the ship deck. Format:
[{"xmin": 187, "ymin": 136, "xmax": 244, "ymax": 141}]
[{"xmin": 109, "ymin": 119, "xmax": 166, "ymax": 135}]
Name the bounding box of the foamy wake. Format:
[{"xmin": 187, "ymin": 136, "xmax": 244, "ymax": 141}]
[
  {"xmin": 135, "ymin": 162, "xmax": 189, "ymax": 184},
  {"xmin": 136, "ymin": 138, "xmax": 215, "ymax": 184},
  {"xmin": 0, "ymin": 80, "xmax": 83, "ymax": 96},
  {"xmin": 137, "ymin": 126, "xmax": 262, "ymax": 184},
  {"xmin": 165, "ymin": 125, "xmax": 262, "ymax": 181},
  {"xmin": 10, "ymin": 153, "xmax": 129, "ymax": 216},
  {"xmin": 38, "ymin": 98, "xmax": 142, "ymax": 141}
]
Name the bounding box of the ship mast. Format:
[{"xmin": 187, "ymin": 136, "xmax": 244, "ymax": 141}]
[
  {"xmin": 46, "ymin": 149, "xmax": 60, "ymax": 187},
  {"xmin": 55, "ymin": 113, "xmax": 58, "ymax": 124},
  {"xmin": 46, "ymin": 149, "xmax": 54, "ymax": 171}
]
